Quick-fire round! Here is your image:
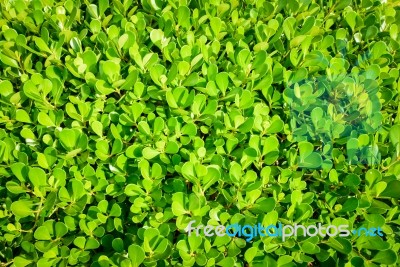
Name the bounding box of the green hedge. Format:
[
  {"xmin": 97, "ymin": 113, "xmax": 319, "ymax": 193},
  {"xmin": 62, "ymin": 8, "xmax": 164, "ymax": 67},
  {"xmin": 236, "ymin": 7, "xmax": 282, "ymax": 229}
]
[{"xmin": 0, "ymin": 0, "xmax": 400, "ymax": 266}]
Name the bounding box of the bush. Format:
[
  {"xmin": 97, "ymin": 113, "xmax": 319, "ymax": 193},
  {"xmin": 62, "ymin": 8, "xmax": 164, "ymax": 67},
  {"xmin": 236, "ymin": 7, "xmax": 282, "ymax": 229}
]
[{"xmin": 0, "ymin": 0, "xmax": 399, "ymax": 266}]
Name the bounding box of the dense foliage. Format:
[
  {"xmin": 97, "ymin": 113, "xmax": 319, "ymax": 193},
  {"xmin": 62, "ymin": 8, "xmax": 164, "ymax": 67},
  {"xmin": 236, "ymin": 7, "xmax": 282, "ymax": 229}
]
[{"xmin": 0, "ymin": 0, "xmax": 400, "ymax": 266}]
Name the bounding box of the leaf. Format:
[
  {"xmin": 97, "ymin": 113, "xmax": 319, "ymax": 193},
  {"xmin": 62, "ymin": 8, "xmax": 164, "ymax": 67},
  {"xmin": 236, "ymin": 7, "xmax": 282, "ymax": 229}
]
[
  {"xmin": 0, "ymin": 53, "xmax": 19, "ymax": 68},
  {"xmin": 10, "ymin": 200, "xmax": 35, "ymax": 218},
  {"xmin": 125, "ymin": 184, "xmax": 145, "ymax": 196},
  {"xmin": 177, "ymin": 6, "xmax": 190, "ymax": 29},
  {"xmin": 165, "ymin": 141, "xmax": 179, "ymax": 154},
  {"xmin": 345, "ymin": 11, "xmax": 357, "ymax": 31},
  {"xmin": 0, "ymin": 80, "xmax": 13, "ymax": 96},
  {"xmin": 34, "ymin": 37, "xmax": 52, "ymax": 53},
  {"xmin": 380, "ymin": 180, "xmax": 400, "ymax": 198},
  {"xmin": 16, "ymin": 109, "xmax": 31, "ymax": 123},
  {"xmin": 210, "ymin": 17, "xmax": 222, "ymax": 37},
  {"xmin": 100, "ymin": 60, "xmax": 120, "ymax": 83},
  {"xmin": 86, "ymin": 237, "xmax": 100, "ymax": 249},
  {"xmin": 38, "ymin": 112, "xmax": 55, "ymax": 126},
  {"xmin": 59, "ymin": 129, "xmax": 78, "ymax": 150},
  {"xmin": 302, "ymin": 51, "xmax": 328, "ymax": 68},
  {"xmin": 265, "ymin": 116, "xmax": 284, "ymax": 134},
  {"xmin": 340, "ymin": 197, "xmax": 358, "ymax": 212},
  {"xmin": 371, "ymin": 249, "xmax": 398, "ymax": 265},
  {"xmin": 74, "ymin": 236, "xmax": 86, "ymax": 249},
  {"xmin": 149, "ymin": 64, "xmax": 167, "ymax": 86},
  {"xmin": 172, "ymin": 192, "xmax": 187, "ymax": 216},
  {"xmin": 99, "ymin": 0, "xmax": 109, "ymax": 15},
  {"xmin": 326, "ymin": 237, "xmax": 352, "ymax": 254},
  {"xmin": 6, "ymin": 181, "xmax": 26, "ymax": 194},
  {"xmin": 112, "ymin": 238, "xmax": 124, "ymax": 252},
  {"xmin": 142, "ymin": 147, "xmax": 160, "ymax": 159},
  {"xmin": 28, "ymin": 167, "xmax": 47, "ymax": 187},
  {"xmin": 389, "ymin": 124, "xmax": 400, "ymax": 146},
  {"xmin": 244, "ymin": 247, "xmax": 258, "ymax": 263},
  {"xmin": 128, "ymin": 244, "xmax": 145, "ymax": 267},
  {"xmin": 55, "ymin": 222, "xmax": 68, "ymax": 238},
  {"xmin": 91, "ymin": 121, "xmax": 103, "ymax": 137},
  {"xmin": 153, "ymin": 117, "xmax": 164, "ymax": 135},
  {"xmin": 166, "ymin": 90, "xmax": 178, "ymax": 108},
  {"xmin": 298, "ymin": 142, "xmax": 322, "ymax": 168},
  {"xmin": 138, "ymin": 121, "xmax": 151, "ymax": 136},
  {"xmin": 34, "ymin": 226, "xmax": 52, "ymax": 240},
  {"xmin": 13, "ymin": 257, "xmax": 32, "ymax": 267}
]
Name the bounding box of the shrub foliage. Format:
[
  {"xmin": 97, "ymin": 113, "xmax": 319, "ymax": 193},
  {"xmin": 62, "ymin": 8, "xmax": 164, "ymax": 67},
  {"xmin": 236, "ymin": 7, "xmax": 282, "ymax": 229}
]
[{"xmin": 0, "ymin": 0, "xmax": 400, "ymax": 266}]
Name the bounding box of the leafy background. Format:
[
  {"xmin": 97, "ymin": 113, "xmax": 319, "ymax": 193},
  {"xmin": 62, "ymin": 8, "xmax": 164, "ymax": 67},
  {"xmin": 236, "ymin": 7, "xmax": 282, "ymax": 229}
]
[{"xmin": 0, "ymin": 0, "xmax": 400, "ymax": 266}]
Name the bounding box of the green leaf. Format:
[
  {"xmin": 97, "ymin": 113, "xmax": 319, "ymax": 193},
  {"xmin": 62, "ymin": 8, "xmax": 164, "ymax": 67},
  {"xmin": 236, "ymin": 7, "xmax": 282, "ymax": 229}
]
[
  {"xmin": 177, "ymin": 6, "xmax": 191, "ymax": 29},
  {"xmin": 28, "ymin": 167, "xmax": 47, "ymax": 187},
  {"xmin": 0, "ymin": 53, "xmax": 19, "ymax": 68},
  {"xmin": 340, "ymin": 197, "xmax": 358, "ymax": 212},
  {"xmin": 210, "ymin": 17, "xmax": 222, "ymax": 37},
  {"xmin": 128, "ymin": 244, "xmax": 145, "ymax": 267},
  {"xmin": 13, "ymin": 257, "xmax": 32, "ymax": 267},
  {"xmin": 298, "ymin": 142, "xmax": 322, "ymax": 168},
  {"xmin": 172, "ymin": 192, "xmax": 187, "ymax": 216},
  {"xmin": 326, "ymin": 237, "xmax": 352, "ymax": 254},
  {"xmin": 100, "ymin": 60, "xmax": 121, "ymax": 83},
  {"xmin": 302, "ymin": 51, "xmax": 328, "ymax": 68},
  {"xmin": 16, "ymin": 109, "xmax": 31, "ymax": 123},
  {"xmin": 112, "ymin": 238, "xmax": 124, "ymax": 252},
  {"xmin": 74, "ymin": 236, "xmax": 86, "ymax": 249},
  {"xmin": 91, "ymin": 121, "xmax": 103, "ymax": 137},
  {"xmin": 142, "ymin": 147, "xmax": 160, "ymax": 159},
  {"xmin": 6, "ymin": 181, "xmax": 26, "ymax": 194},
  {"xmin": 34, "ymin": 226, "xmax": 52, "ymax": 240},
  {"xmin": 38, "ymin": 112, "xmax": 55, "ymax": 126},
  {"xmin": 345, "ymin": 11, "xmax": 357, "ymax": 31},
  {"xmin": 138, "ymin": 121, "xmax": 151, "ymax": 136},
  {"xmin": 86, "ymin": 237, "xmax": 100, "ymax": 250},
  {"xmin": 59, "ymin": 129, "xmax": 80, "ymax": 150},
  {"xmin": 244, "ymin": 247, "xmax": 258, "ymax": 263},
  {"xmin": 380, "ymin": 180, "xmax": 400, "ymax": 198},
  {"xmin": 153, "ymin": 117, "xmax": 164, "ymax": 135},
  {"xmin": 165, "ymin": 141, "xmax": 179, "ymax": 154},
  {"xmin": 0, "ymin": 80, "xmax": 13, "ymax": 96},
  {"xmin": 34, "ymin": 37, "xmax": 52, "ymax": 53},
  {"xmin": 389, "ymin": 124, "xmax": 400, "ymax": 146},
  {"xmin": 10, "ymin": 200, "xmax": 35, "ymax": 218},
  {"xmin": 149, "ymin": 64, "xmax": 166, "ymax": 86},
  {"xmin": 371, "ymin": 249, "xmax": 398, "ymax": 265},
  {"xmin": 55, "ymin": 222, "xmax": 68, "ymax": 238}
]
